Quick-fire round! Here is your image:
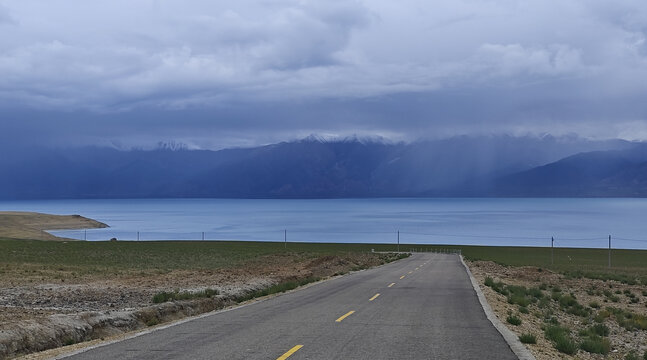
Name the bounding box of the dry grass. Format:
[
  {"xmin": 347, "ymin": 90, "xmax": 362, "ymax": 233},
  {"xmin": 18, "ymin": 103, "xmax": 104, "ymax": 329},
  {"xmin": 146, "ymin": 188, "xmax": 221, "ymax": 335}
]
[{"xmin": 0, "ymin": 211, "xmax": 107, "ymax": 241}]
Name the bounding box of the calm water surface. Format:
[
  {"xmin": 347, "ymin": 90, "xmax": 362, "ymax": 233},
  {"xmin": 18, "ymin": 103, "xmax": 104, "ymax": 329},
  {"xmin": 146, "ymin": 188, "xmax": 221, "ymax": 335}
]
[{"xmin": 1, "ymin": 198, "xmax": 646, "ymax": 249}]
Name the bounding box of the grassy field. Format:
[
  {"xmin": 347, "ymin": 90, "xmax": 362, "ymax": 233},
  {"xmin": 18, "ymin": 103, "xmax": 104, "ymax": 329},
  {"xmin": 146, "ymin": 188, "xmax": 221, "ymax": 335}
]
[
  {"xmin": 1, "ymin": 238, "xmax": 645, "ymax": 282},
  {"xmin": 0, "ymin": 239, "xmax": 406, "ymax": 279}
]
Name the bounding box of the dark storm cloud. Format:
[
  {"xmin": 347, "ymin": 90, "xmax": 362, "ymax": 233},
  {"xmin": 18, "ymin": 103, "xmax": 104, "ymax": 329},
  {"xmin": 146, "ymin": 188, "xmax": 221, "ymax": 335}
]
[{"xmin": 1, "ymin": 0, "xmax": 647, "ymax": 148}]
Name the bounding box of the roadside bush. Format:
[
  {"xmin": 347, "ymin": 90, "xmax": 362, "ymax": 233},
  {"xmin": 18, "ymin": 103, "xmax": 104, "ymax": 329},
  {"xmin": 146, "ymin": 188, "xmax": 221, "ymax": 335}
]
[
  {"xmin": 626, "ymin": 351, "xmax": 639, "ymax": 360},
  {"xmin": 539, "ymin": 283, "xmax": 548, "ymax": 290},
  {"xmin": 519, "ymin": 306, "xmax": 529, "ymax": 314},
  {"xmin": 590, "ymin": 323, "xmax": 610, "ymax": 336},
  {"xmin": 506, "ymin": 315, "xmax": 522, "ymax": 326},
  {"xmin": 519, "ymin": 333, "xmax": 536, "ymax": 344},
  {"xmin": 589, "ymin": 301, "xmax": 600, "ymax": 309},
  {"xmin": 594, "ymin": 309, "xmax": 611, "ymax": 323},
  {"xmin": 545, "ymin": 325, "xmax": 577, "ymax": 355},
  {"xmin": 555, "ymin": 336, "xmax": 578, "ymax": 355},
  {"xmin": 235, "ymin": 277, "xmax": 320, "ymax": 302},
  {"xmin": 484, "ymin": 277, "xmax": 508, "ymax": 295},
  {"xmin": 608, "ymin": 307, "xmax": 647, "ymax": 331},
  {"xmin": 508, "ymin": 294, "xmax": 530, "ymax": 307},
  {"xmin": 580, "ymin": 335, "xmax": 610, "ymax": 355}
]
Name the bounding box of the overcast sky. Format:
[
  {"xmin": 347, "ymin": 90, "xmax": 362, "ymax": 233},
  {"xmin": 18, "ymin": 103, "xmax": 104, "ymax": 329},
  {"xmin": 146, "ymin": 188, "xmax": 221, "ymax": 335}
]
[{"xmin": 1, "ymin": 0, "xmax": 647, "ymax": 149}]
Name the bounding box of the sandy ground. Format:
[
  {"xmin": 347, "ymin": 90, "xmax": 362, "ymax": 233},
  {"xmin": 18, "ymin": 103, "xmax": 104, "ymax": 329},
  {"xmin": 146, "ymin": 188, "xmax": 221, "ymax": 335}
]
[
  {"xmin": 468, "ymin": 260, "xmax": 647, "ymax": 359},
  {"xmin": 0, "ymin": 212, "xmax": 107, "ymax": 241}
]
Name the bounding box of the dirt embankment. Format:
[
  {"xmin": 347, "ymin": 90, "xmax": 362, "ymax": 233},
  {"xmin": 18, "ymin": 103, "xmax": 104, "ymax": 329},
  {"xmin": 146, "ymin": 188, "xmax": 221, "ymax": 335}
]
[
  {"xmin": 0, "ymin": 212, "xmax": 107, "ymax": 241},
  {"xmin": 469, "ymin": 260, "xmax": 647, "ymax": 360},
  {"xmin": 0, "ymin": 252, "xmax": 405, "ymax": 359}
]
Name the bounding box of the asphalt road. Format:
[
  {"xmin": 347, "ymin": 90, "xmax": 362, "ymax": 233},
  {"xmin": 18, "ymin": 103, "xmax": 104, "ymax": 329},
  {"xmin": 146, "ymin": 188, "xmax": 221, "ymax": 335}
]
[{"xmin": 64, "ymin": 253, "xmax": 517, "ymax": 360}]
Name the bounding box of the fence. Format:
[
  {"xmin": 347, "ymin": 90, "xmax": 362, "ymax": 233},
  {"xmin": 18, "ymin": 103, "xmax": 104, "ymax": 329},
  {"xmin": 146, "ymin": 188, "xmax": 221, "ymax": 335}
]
[{"xmin": 50, "ymin": 228, "xmax": 647, "ymax": 250}]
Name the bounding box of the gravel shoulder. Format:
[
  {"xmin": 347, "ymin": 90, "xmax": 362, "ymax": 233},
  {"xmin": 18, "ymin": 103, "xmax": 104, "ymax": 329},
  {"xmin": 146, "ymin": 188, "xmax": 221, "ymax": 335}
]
[{"xmin": 468, "ymin": 260, "xmax": 647, "ymax": 360}]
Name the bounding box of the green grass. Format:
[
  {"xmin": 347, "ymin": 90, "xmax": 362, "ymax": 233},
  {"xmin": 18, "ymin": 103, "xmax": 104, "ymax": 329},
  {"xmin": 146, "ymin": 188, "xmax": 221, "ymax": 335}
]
[
  {"xmin": 3, "ymin": 239, "xmax": 647, "ymax": 281},
  {"xmin": 460, "ymin": 245, "xmax": 647, "ymax": 284},
  {"xmin": 579, "ymin": 335, "xmax": 611, "ymax": 355},
  {"xmin": 544, "ymin": 325, "xmax": 578, "ymax": 355},
  {"xmin": 518, "ymin": 333, "xmax": 536, "ymax": 344},
  {"xmin": 0, "ymin": 239, "xmax": 408, "ymax": 277},
  {"xmin": 506, "ymin": 315, "xmax": 522, "ymax": 326},
  {"xmin": 234, "ymin": 277, "xmax": 321, "ymax": 302},
  {"xmin": 607, "ymin": 307, "xmax": 647, "ymax": 331}
]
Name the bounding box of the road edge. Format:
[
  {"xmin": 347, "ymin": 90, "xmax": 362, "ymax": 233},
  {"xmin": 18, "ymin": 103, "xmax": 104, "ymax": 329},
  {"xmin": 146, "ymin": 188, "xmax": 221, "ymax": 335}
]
[{"xmin": 459, "ymin": 255, "xmax": 536, "ymax": 360}]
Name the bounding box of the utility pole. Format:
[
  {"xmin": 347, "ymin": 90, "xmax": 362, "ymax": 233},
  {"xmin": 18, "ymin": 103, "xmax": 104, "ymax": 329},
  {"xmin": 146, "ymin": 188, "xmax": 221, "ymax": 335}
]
[
  {"xmin": 608, "ymin": 235, "xmax": 611, "ymax": 268},
  {"xmin": 551, "ymin": 236, "xmax": 554, "ymax": 266},
  {"xmin": 397, "ymin": 230, "xmax": 400, "ymax": 252},
  {"xmin": 202, "ymin": 232, "xmax": 205, "ymax": 241},
  {"xmin": 137, "ymin": 231, "xmax": 140, "ymax": 241},
  {"xmin": 84, "ymin": 230, "xmax": 87, "ymax": 241},
  {"xmin": 284, "ymin": 229, "xmax": 287, "ymax": 249}
]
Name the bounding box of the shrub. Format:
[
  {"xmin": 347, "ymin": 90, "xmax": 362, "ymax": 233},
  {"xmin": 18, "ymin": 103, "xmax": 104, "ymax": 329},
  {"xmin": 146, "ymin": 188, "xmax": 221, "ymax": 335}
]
[
  {"xmin": 625, "ymin": 351, "xmax": 639, "ymax": 360},
  {"xmin": 595, "ymin": 309, "xmax": 611, "ymax": 323},
  {"xmin": 545, "ymin": 325, "xmax": 577, "ymax": 354},
  {"xmin": 506, "ymin": 315, "xmax": 522, "ymax": 326},
  {"xmin": 589, "ymin": 301, "xmax": 600, "ymax": 309},
  {"xmin": 235, "ymin": 277, "xmax": 320, "ymax": 302},
  {"xmin": 559, "ymin": 295, "xmax": 577, "ymax": 307},
  {"xmin": 519, "ymin": 333, "xmax": 536, "ymax": 344},
  {"xmin": 590, "ymin": 323, "xmax": 610, "ymax": 336},
  {"xmin": 555, "ymin": 336, "xmax": 578, "ymax": 355},
  {"xmin": 539, "ymin": 283, "xmax": 548, "ymax": 290},
  {"xmin": 508, "ymin": 295, "xmax": 530, "ymax": 307},
  {"xmin": 528, "ymin": 287, "xmax": 544, "ymax": 299},
  {"xmin": 544, "ymin": 325, "xmax": 568, "ymax": 342},
  {"xmin": 580, "ymin": 335, "xmax": 610, "ymax": 355},
  {"xmin": 519, "ymin": 306, "xmax": 529, "ymax": 314},
  {"xmin": 608, "ymin": 307, "xmax": 647, "ymax": 331}
]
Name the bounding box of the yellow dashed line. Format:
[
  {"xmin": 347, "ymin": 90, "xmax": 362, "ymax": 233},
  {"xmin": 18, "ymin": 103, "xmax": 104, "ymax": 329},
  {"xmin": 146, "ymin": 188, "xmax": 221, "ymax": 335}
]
[
  {"xmin": 335, "ymin": 311, "xmax": 355, "ymax": 322},
  {"xmin": 400, "ymin": 275, "xmax": 405, "ymax": 279},
  {"xmin": 369, "ymin": 293, "xmax": 380, "ymax": 301},
  {"xmin": 277, "ymin": 345, "xmax": 303, "ymax": 360},
  {"xmin": 388, "ymin": 282, "xmax": 395, "ymax": 288}
]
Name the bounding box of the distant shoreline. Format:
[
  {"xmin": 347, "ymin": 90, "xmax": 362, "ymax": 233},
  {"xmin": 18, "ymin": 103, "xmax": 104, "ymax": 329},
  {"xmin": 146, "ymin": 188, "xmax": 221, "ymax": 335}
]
[{"xmin": 0, "ymin": 211, "xmax": 108, "ymax": 241}]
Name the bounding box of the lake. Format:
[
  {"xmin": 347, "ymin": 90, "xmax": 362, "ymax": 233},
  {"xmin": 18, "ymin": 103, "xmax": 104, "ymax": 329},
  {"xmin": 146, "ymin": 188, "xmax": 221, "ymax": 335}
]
[{"xmin": 1, "ymin": 198, "xmax": 646, "ymax": 249}]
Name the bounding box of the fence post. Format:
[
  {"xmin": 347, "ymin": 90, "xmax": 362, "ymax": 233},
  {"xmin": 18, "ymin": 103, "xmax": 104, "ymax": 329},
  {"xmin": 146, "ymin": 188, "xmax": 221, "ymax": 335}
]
[
  {"xmin": 551, "ymin": 236, "xmax": 554, "ymax": 266},
  {"xmin": 397, "ymin": 230, "xmax": 400, "ymax": 252},
  {"xmin": 608, "ymin": 235, "xmax": 611, "ymax": 268}
]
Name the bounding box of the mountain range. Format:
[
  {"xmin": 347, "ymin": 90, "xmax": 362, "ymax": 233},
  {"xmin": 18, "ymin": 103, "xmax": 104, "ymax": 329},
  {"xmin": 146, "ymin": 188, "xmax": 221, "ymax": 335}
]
[{"xmin": 1, "ymin": 135, "xmax": 646, "ymax": 199}]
